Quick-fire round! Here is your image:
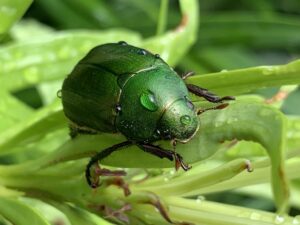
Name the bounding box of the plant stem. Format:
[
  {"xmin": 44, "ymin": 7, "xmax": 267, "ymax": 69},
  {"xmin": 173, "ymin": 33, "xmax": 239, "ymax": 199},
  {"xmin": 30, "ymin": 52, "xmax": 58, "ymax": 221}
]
[{"xmin": 156, "ymin": 0, "xmax": 169, "ymax": 35}]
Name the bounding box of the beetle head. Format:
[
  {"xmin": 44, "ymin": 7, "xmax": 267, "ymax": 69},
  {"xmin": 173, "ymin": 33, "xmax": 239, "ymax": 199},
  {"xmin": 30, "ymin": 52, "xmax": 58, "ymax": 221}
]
[{"xmin": 158, "ymin": 98, "xmax": 199, "ymax": 143}]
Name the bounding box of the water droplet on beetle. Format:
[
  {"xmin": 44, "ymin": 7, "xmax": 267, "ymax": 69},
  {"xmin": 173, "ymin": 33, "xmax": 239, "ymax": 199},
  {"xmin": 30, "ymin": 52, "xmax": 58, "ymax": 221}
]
[
  {"xmin": 57, "ymin": 90, "xmax": 62, "ymax": 98},
  {"xmin": 118, "ymin": 41, "xmax": 127, "ymax": 45},
  {"xmin": 140, "ymin": 90, "xmax": 158, "ymax": 111},
  {"xmin": 180, "ymin": 115, "xmax": 192, "ymax": 125},
  {"xmin": 137, "ymin": 49, "xmax": 147, "ymax": 55},
  {"xmin": 115, "ymin": 104, "xmax": 122, "ymax": 113}
]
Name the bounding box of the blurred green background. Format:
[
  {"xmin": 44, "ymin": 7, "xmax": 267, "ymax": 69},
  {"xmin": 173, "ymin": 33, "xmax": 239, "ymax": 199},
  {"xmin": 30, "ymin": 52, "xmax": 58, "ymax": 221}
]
[
  {"xmin": 9, "ymin": 0, "xmax": 300, "ymax": 115},
  {"xmin": 1, "ymin": 0, "xmax": 300, "ymax": 223}
]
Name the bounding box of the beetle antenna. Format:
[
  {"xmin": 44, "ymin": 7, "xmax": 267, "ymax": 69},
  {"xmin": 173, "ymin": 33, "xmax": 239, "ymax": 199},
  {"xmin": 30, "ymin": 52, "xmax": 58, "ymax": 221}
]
[{"xmin": 197, "ymin": 103, "xmax": 229, "ymax": 115}]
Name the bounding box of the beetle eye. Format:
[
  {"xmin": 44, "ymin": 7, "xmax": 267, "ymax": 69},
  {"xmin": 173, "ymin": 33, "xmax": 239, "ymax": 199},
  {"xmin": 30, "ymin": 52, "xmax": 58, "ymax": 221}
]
[
  {"xmin": 137, "ymin": 49, "xmax": 147, "ymax": 55},
  {"xmin": 185, "ymin": 96, "xmax": 194, "ymax": 110}
]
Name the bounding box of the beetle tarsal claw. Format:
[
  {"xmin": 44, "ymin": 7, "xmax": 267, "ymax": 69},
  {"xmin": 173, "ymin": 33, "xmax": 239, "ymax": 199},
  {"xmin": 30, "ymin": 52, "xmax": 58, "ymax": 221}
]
[
  {"xmin": 143, "ymin": 193, "xmax": 193, "ymax": 225},
  {"xmin": 174, "ymin": 153, "xmax": 191, "ymax": 171},
  {"xmin": 106, "ymin": 177, "xmax": 131, "ymax": 196},
  {"xmin": 90, "ymin": 203, "xmax": 131, "ymax": 224},
  {"xmin": 87, "ymin": 163, "xmax": 127, "ymax": 189}
]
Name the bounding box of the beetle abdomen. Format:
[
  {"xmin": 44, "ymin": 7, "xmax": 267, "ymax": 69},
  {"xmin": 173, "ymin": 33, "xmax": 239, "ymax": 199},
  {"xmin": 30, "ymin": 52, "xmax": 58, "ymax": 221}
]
[
  {"xmin": 62, "ymin": 63, "xmax": 120, "ymax": 132},
  {"xmin": 61, "ymin": 42, "xmax": 165, "ymax": 133}
]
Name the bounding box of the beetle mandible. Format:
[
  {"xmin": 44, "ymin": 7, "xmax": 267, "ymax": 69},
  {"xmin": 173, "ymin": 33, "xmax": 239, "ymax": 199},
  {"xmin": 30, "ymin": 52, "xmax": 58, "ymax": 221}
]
[{"xmin": 61, "ymin": 41, "xmax": 234, "ymax": 188}]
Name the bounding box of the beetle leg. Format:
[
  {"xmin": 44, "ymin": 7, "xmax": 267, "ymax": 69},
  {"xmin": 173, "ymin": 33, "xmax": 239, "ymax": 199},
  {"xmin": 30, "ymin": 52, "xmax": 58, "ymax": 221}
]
[
  {"xmin": 137, "ymin": 143, "xmax": 191, "ymax": 171},
  {"xmin": 106, "ymin": 177, "xmax": 131, "ymax": 196},
  {"xmin": 132, "ymin": 191, "xmax": 193, "ymax": 225},
  {"xmin": 186, "ymin": 84, "xmax": 235, "ymax": 103},
  {"xmin": 181, "ymin": 71, "xmax": 195, "ymax": 80},
  {"xmin": 89, "ymin": 203, "xmax": 131, "ymax": 224},
  {"xmin": 86, "ymin": 141, "xmax": 133, "ymax": 188}
]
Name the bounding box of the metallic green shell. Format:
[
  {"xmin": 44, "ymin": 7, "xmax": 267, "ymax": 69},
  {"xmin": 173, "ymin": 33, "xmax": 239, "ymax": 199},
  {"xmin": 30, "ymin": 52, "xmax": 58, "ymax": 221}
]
[
  {"xmin": 62, "ymin": 42, "xmax": 159, "ymax": 132},
  {"xmin": 62, "ymin": 42, "xmax": 198, "ymax": 142}
]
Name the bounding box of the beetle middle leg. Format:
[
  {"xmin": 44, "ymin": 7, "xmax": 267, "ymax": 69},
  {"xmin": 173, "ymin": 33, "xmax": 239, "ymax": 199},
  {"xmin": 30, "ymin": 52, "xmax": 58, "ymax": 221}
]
[
  {"xmin": 86, "ymin": 141, "xmax": 133, "ymax": 188},
  {"xmin": 186, "ymin": 84, "xmax": 235, "ymax": 103},
  {"xmin": 182, "ymin": 71, "xmax": 234, "ymax": 103},
  {"xmin": 137, "ymin": 143, "xmax": 191, "ymax": 171}
]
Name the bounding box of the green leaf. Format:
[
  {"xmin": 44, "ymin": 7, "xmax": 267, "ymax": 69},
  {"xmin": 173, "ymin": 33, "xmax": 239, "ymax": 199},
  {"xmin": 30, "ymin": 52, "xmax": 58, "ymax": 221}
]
[
  {"xmin": 5, "ymin": 100, "xmax": 287, "ymax": 213},
  {"xmin": 0, "ymin": 30, "xmax": 142, "ymax": 91},
  {"xmin": 0, "ymin": 100, "xmax": 64, "ymax": 155},
  {"xmin": 143, "ymin": 0, "xmax": 199, "ymax": 66},
  {"xmin": 0, "ymin": 197, "xmax": 50, "ymax": 225},
  {"xmin": 186, "ymin": 59, "xmax": 300, "ymax": 96},
  {"xmin": 50, "ymin": 202, "xmax": 114, "ymax": 225},
  {"xmin": 199, "ymin": 12, "xmax": 300, "ymax": 49},
  {"xmin": 0, "ymin": 0, "xmax": 33, "ymax": 40},
  {"xmin": 0, "ymin": 91, "xmax": 33, "ymax": 133},
  {"xmin": 165, "ymin": 197, "xmax": 297, "ymax": 225}
]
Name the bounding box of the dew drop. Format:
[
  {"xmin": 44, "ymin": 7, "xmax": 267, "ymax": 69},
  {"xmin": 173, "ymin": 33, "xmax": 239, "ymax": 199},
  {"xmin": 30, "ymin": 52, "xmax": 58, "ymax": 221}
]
[
  {"xmin": 249, "ymin": 212, "xmax": 262, "ymax": 221},
  {"xmin": 118, "ymin": 41, "xmax": 127, "ymax": 46},
  {"xmin": 140, "ymin": 90, "xmax": 158, "ymax": 111},
  {"xmin": 293, "ymin": 216, "xmax": 300, "ymax": 224},
  {"xmin": 169, "ymin": 169, "xmax": 175, "ymax": 176},
  {"xmin": 196, "ymin": 195, "xmax": 205, "ymax": 203},
  {"xmin": 220, "ymin": 69, "xmax": 228, "ymax": 72},
  {"xmin": 262, "ymin": 66, "xmax": 275, "ymax": 76},
  {"xmin": 0, "ymin": 6, "xmax": 16, "ymax": 16},
  {"xmin": 23, "ymin": 66, "xmax": 39, "ymax": 83},
  {"xmin": 155, "ymin": 54, "xmax": 160, "ymax": 58},
  {"xmin": 59, "ymin": 47, "xmax": 76, "ymax": 59},
  {"xmin": 56, "ymin": 90, "xmax": 62, "ymax": 98},
  {"xmin": 274, "ymin": 215, "xmax": 285, "ymax": 224},
  {"xmin": 137, "ymin": 49, "xmax": 147, "ymax": 55},
  {"xmin": 180, "ymin": 115, "xmax": 192, "ymax": 125}
]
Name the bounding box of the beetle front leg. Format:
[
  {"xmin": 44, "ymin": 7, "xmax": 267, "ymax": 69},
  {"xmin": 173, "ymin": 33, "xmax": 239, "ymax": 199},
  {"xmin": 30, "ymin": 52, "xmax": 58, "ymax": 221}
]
[
  {"xmin": 86, "ymin": 141, "xmax": 132, "ymax": 188},
  {"xmin": 137, "ymin": 143, "xmax": 191, "ymax": 171},
  {"xmin": 186, "ymin": 84, "xmax": 235, "ymax": 103}
]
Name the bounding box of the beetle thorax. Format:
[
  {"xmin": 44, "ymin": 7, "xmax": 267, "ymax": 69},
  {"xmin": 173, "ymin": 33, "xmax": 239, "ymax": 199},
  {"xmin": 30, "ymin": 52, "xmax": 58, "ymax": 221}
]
[{"xmin": 115, "ymin": 66, "xmax": 198, "ymax": 143}]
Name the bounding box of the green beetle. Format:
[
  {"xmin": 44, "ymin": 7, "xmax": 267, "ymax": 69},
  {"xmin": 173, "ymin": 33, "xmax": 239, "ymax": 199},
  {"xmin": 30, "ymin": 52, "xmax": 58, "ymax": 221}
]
[{"xmin": 61, "ymin": 41, "xmax": 233, "ymax": 188}]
